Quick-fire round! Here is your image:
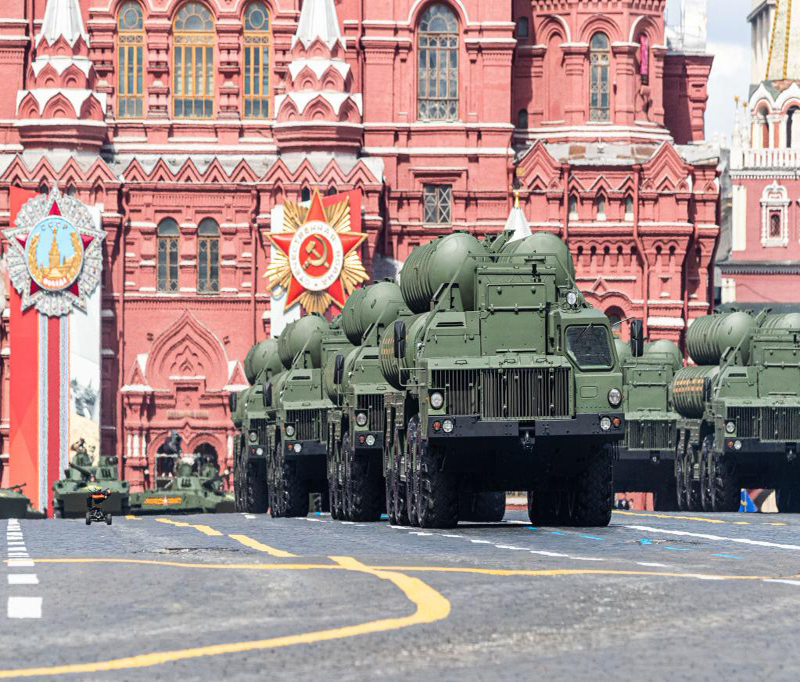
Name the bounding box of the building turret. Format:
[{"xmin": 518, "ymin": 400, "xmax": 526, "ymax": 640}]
[
  {"xmin": 14, "ymin": 0, "xmax": 107, "ymax": 150},
  {"xmin": 273, "ymin": 0, "xmax": 363, "ymax": 153}
]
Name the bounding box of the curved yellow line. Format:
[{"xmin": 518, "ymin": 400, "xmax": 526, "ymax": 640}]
[{"xmin": 0, "ymin": 556, "xmax": 450, "ymax": 679}]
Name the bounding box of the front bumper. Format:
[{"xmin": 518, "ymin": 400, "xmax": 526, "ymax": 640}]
[
  {"xmin": 427, "ymin": 413, "xmax": 624, "ymax": 440},
  {"xmin": 722, "ymin": 437, "xmax": 799, "ymax": 455},
  {"xmin": 285, "ymin": 439, "xmax": 326, "ymax": 457},
  {"xmin": 353, "ymin": 431, "xmax": 383, "ymax": 451}
]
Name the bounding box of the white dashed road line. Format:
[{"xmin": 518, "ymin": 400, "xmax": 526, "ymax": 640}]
[
  {"xmin": 624, "ymin": 524, "xmax": 800, "ymax": 552},
  {"xmin": 6, "ymin": 520, "xmax": 40, "ymax": 619}
]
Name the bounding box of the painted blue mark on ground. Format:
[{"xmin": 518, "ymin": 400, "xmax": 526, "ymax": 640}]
[
  {"xmin": 712, "ymin": 553, "xmax": 742, "ymax": 559},
  {"xmin": 550, "ymin": 531, "xmax": 564, "ymax": 536},
  {"xmin": 525, "ymin": 526, "xmax": 538, "ymax": 531},
  {"xmin": 664, "ymin": 546, "xmax": 692, "ymax": 552},
  {"xmin": 380, "ymin": 514, "xmax": 388, "ymax": 520},
  {"xmin": 638, "ymin": 538, "xmax": 653, "ymax": 545},
  {"xmin": 580, "ymin": 534, "xmax": 603, "ymax": 541}
]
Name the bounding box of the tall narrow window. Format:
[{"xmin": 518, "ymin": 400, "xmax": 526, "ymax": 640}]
[
  {"xmin": 423, "ymin": 184, "xmax": 452, "ymax": 225},
  {"xmin": 788, "ymin": 106, "xmax": 800, "ymax": 148},
  {"xmin": 638, "ymin": 33, "xmax": 649, "ymax": 85},
  {"xmin": 589, "ymin": 33, "xmax": 610, "ymax": 122},
  {"xmin": 596, "ymin": 195, "xmax": 606, "ymax": 220},
  {"xmin": 517, "ymin": 109, "xmax": 529, "ymax": 129},
  {"xmin": 118, "ymin": 2, "xmax": 144, "ymax": 118},
  {"xmin": 197, "ymin": 218, "xmax": 219, "ymax": 293},
  {"xmin": 568, "ymin": 195, "xmax": 578, "ymax": 219},
  {"xmin": 418, "ymin": 4, "xmax": 458, "ymax": 121},
  {"xmin": 173, "ymin": 3, "xmax": 214, "ymax": 118},
  {"xmin": 243, "ymin": 2, "xmax": 271, "ymax": 118},
  {"xmin": 624, "ymin": 195, "xmax": 634, "ymax": 220},
  {"xmin": 157, "ymin": 219, "xmax": 180, "ymax": 293}
]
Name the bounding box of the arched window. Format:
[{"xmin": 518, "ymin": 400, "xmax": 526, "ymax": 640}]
[
  {"xmin": 516, "ymin": 17, "xmax": 529, "ymax": 39},
  {"xmin": 624, "ymin": 195, "xmax": 634, "ymax": 220},
  {"xmin": 788, "ymin": 106, "xmax": 800, "ymax": 148},
  {"xmin": 157, "ymin": 218, "xmax": 179, "ymax": 293},
  {"xmin": 173, "ymin": 2, "xmax": 214, "ymax": 118},
  {"xmin": 589, "ymin": 32, "xmax": 610, "ymax": 122},
  {"xmin": 118, "ymin": 2, "xmax": 144, "ymax": 118},
  {"xmin": 596, "ymin": 195, "xmax": 606, "ymax": 220},
  {"xmin": 300, "ymin": 187, "xmax": 311, "ymax": 202},
  {"xmin": 638, "ymin": 33, "xmax": 649, "ymax": 86},
  {"xmin": 197, "ymin": 218, "xmax": 219, "ymax": 293},
  {"xmin": 326, "ymin": 187, "xmax": 337, "ymax": 196},
  {"xmin": 758, "ymin": 107, "xmax": 770, "ymax": 149},
  {"xmin": 243, "ymin": 2, "xmax": 271, "ymax": 118},
  {"xmin": 517, "ymin": 109, "xmax": 529, "ymax": 129},
  {"xmin": 568, "ymin": 194, "xmax": 578, "ymax": 219},
  {"xmin": 418, "ymin": 4, "xmax": 458, "ymax": 121}
]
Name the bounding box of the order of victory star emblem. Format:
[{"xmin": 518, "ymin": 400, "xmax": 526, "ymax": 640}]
[
  {"xmin": 266, "ymin": 189, "xmax": 368, "ymax": 314},
  {"xmin": 4, "ymin": 187, "xmax": 105, "ymax": 317}
]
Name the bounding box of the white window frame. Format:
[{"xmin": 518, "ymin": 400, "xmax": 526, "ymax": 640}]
[{"xmin": 760, "ymin": 181, "xmax": 789, "ymax": 247}]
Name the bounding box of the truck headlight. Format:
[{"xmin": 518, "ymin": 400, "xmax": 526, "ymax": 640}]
[
  {"xmin": 430, "ymin": 391, "xmax": 444, "ymax": 409},
  {"xmin": 365, "ymin": 434, "xmax": 376, "ymax": 447},
  {"xmin": 248, "ymin": 431, "xmax": 258, "ymax": 443},
  {"xmin": 355, "ymin": 412, "xmax": 368, "ymax": 427},
  {"xmin": 608, "ymin": 388, "xmax": 622, "ymax": 407},
  {"xmin": 600, "ymin": 417, "xmax": 612, "ymax": 431},
  {"xmin": 285, "ymin": 424, "xmax": 296, "ymax": 438},
  {"xmin": 293, "ymin": 443, "xmax": 302, "ymax": 453},
  {"xmin": 566, "ymin": 291, "xmax": 578, "ymax": 307},
  {"xmin": 725, "ymin": 421, "xmax": 735, "ymax": 434},
  {"xmin": 442, "ymin": 419, "xmax": 454, "ymax": 434}
]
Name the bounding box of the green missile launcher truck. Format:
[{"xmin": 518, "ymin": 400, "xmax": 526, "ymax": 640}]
[
  {"xmin": 232, "ymin": 338, "xmax": 284, "ymax": 513},
  {"xmin": 324, "ymin": 281, "xmax": 405, "ymax": 521},
  {"xmin": 265, "ymin": 315, "xmax": 349, "ymax": 517},
  {"xmin": 379, "ymin": 231, "xmax": 625, "ymax": 529},
  {"xmin": 674, "ymin": 311, "xmax": 800, "ymax": 512},
  {"xmin": 615, "ymin": 334, "xmax": 682, "ymax": 510}
]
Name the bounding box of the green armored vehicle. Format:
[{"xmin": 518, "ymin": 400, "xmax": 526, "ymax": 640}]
[
  {"xmin": 232, "ymin": 339, "xmax": 284, "ymax": 513},
  {"xmin": 380, "ymin": 231, "xmax": 624, "ymax": 528},
  {"xmin": 130, "ymin": 456, "xmax": 234, "ymax": 514},
  {"xmin": 265, "ymin": 315, "xmax": 348, "ymax": 517},
  {"xmin": 324, "ymin": 281, "xmax": 404, "ymax": 521},
  {"xmin": 675, "ymin": 311, "xmax": 800, "ymax": 512},
  {"xmin": 52, "ymin": 453, "xmax": 131, "ymax": 518},
  {"xmin": 615, "ymin": 335, "xmax": 682, "ymax": 511},
  {"xmin": 0, "ymin": 484, "xmax": 45, "ymax": 519}
]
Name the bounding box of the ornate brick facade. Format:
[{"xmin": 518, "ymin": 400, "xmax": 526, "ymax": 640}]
[{"xmin": 0, "ymin": 0, "xmax": 718, "ymax": 487}]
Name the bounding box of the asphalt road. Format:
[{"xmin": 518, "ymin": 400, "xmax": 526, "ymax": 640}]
[{"xmin": 4, "ymin": 507, "xmax": 800, "ymax": 681}]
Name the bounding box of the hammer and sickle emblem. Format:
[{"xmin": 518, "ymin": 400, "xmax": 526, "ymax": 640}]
[{"xmin": 302, "ymin": 236, "xmax": 329, "ymax": 270}]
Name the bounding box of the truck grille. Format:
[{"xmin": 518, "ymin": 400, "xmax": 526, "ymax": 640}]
[
  {"xmin": 286, "ymin": 409, "xmax": 321, "ymax": 441},
  {"xmin": 624, "ymin": 420, "xmax": 675, "ymax": 450},
  {"xmin": 728, "ymin": 406, "xmax": 800, "ymax": 442},
  {"xmin": 431, "ymin": 367, "xmax": 570, "ymax": 420},
  {"xmin": 357, "ymin": 394, "xmax": 385, "ymax": 431}
]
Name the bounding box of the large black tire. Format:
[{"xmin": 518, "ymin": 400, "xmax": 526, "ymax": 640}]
[
  {"xmin": 569, "ymin": 445, "xmax": 613, "ymax": 527},
  {"xmin": 709, "ymin": 440, "xmax": 740, "ymax": 512},
  {"xmin": 776, "ymin": 485, "xmax": 800, "ymax": 513},
  {"xmin": 386, "ymin": 427, "xmax": 410, "ymax": 526},
  {"xmin": 460, "ymin": 491, "xmax": 506, "ymax": 522},
  {"xmin": 653, "ymin": 484, "xmax": 678, "ymax": 512},
  {"xmin": 684, "ymin": 447, "xmax": 701, "ymax": 511},
  {"xmin": 243, "ymin": 460, "xmax": 268, "ymax": 514},
  {"xmin": 699, "ymin": 437, "xmax": 713, "ymax": 512},
  {"xmin": 676, "ymin": 452, "xmax": 687, "ymax": 511},
  {"xmin": 269, "ymin": 437, "xmax": 309, "ymax": 518},
  {"xmin": 329, "ymin": 433, "xmax": 344, "ymax": 520},
  {"xmin": 234, "ymin": 437, "xmax": 245, "ymax": 512},
  {"xmin": 527, "ymin": 481, "xmax": 563, "ymax": 526},
  {"xmin": 412, "ymin": 421, "xmax": 458, "ymax": 529},
  {"xmin": 344, "ymin": 430, "xmax": 384, "ymax": 522}
]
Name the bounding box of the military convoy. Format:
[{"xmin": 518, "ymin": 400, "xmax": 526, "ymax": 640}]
[{"xmin": 234, "ymin": 230, "xmax": 626, "ymax": 527}]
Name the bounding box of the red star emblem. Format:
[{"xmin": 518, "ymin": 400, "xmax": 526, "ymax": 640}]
[
  {"xmin": 15, "ymin": 196, "xmax": 94, "ymax": 298},
  {"xmin": 269, "ymin": 189, "xmax": 366, "ymax": 309}
]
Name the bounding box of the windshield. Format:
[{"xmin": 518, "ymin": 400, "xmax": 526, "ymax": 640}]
[{"xmin": 565, "ymin": 325, "xmax": 613, "ymax": 369}]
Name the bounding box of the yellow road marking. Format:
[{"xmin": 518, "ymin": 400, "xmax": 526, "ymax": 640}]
[
  {"xmin": 734, "ymin": 521, "xmax": 751, "ymax": 525},
  {"xmin": 124, "ymin": 516, "xmax": 141, "ymax": 521},
  {"xmin": 613, "ymin": 510, "xmax": 726, "ymax": 524},
  {"xmin": 0, "ymin": 556, "xmax": 449, "ymax": 679},
  {"xmin": 767, "ymin": 522, "xmax": 787, "ymax": 526},
  {"xmin": 154, "ymin": 518, "xmax": 222, "ymax": 537},
  {"xmin": 229, "ymin": 534, "xmax": 297, "ymax": 558}
]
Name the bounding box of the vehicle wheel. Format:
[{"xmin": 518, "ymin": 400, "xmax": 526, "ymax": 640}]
[
  {"xmin": 406, "ymin": 417, "xmax": 421, "ymax": 527},
  {"xmin": 85, "ymin": 512, "xmax": 91, "ymax": 525},
  {"xmin": 709, "ymin": 440, "xmax": 740, "ymax": 512},
  {"xmin": 413, "ymin": 431, "xmax": 458, "ymax": 529},
  {"xmin": 388, "ymin": 426, "xmax": 410, "ymax": 526},
  {"xmin": 699, "ymin": 437, "xmax": 713, "ymax": 512},
  {"xmin": 269, "ymin": 436, "xmax": 309, "ymax": 519},
  {"xmin": 460, "ymin": 491, "xmax": 506, "ymax": 522},
  {"xmin": 243, "ymin": 460, "xmax": 268, "ymax": 514},
  {"xmin": 569, "ymin": 445, "xmax": 613, "ymax": 527},
  {"xmin": 675, "ymin": 452, "xmax": 687, "ymax": 511},
  {"xmin": 105, "ymin": 513, "xmax": 112, "ymax": 525},
  {"xmin": 527, "ymin": 481, "xmax": 560, "ymax": 526},
  {"xmin": 776, "ymin": 485, "xmax": 800, "ymax": 512},
  {"xmin": 234, "ymin": 439, "xmax": 244, "ymax": 512},
  {"xmin": 344, "ymin": 430, "xmax": 383, "ymax": 522},
  {"xmin": 685, "ymin": 447, "xmax": 701, "ymax": 511}
]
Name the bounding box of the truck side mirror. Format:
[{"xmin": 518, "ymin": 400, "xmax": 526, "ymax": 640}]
[
  {"xmin": 393, "ymin": 320, "xmax": 406, "ymax": 359},
  {"xmin": 629, "ymin": 319, "xmax": 644, "ymax": 358},
  {"xmin": 703, "ymin": 376, "xmax": 712, "ymax": 402},
  {"xmin": 262, "ymin": 381, "xmax": 272, "ymax": 408},
  {"xmin": 333, "ymin": 354, "xmax": 344, "ymax": 385},
  {"xmin": 228, "ymin": 392, "xmax": 237, "ymax": 413}
]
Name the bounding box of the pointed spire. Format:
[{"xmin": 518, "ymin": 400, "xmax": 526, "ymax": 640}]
[
  {"xmin": 765, "ymin": 0, "xmax": 800, "ymax": 82},
  {"xmin": 292, "ymin": 0, "xmax": 345, "ymax": 50},
  {"xmin": 37, "ymin": 0, "xmax": 88, "ymax": 48},
  {"xmin": 504, "ymin": 190, "xmax": 531, "ymax": 243}
]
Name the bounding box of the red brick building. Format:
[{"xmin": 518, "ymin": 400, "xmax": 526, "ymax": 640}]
[{"xmin": 0, "ymin": 0, "xmax": 719, "ymax": 489}]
